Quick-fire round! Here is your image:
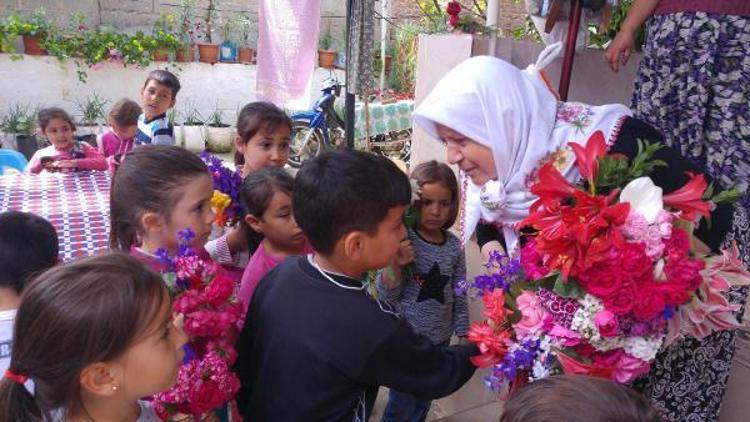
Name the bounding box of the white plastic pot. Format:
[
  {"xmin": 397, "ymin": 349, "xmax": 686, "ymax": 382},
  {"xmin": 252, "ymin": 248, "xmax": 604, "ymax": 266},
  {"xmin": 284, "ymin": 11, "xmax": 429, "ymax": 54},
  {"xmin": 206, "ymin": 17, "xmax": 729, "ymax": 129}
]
[
  {"xmin": 180, "ymin": 125, "xmax": 207, "ymax": 152},
  {"xmin": 206, "ymin": 126, "xmax": 234, "ymax": 153}
]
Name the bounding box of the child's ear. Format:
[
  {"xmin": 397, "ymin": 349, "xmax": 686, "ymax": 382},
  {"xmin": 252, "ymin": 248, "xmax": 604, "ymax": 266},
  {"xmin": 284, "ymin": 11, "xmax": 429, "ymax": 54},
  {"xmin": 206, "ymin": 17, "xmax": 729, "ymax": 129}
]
[
  {"xmin": 79, "ymin": 362, "xmax": 120, "ymax": 397},
  {"xmin": 341, "ymin": 231, "xmax": 366, "ymax": 262},
  {"xmin": 234, "ymin": 135, "xmax": 245, "ymax": 154},
  {"xmin": 140, "ymin": 211, "xmax": 165, "ymax": 234},
  {"xmin": 244, "ymin": 214, "xmax": 263, "ymax": 233}
]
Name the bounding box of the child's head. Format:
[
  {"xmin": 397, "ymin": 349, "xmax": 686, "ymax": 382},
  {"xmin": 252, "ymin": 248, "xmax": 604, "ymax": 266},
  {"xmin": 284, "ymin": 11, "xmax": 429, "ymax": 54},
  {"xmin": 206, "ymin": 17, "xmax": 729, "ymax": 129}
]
[
  {"xmin": 37, "ymin": 107, "xmax": 76, "ymax": 151},
  {"xmin": 107, "ymin": 98, "xmax": 142, "ymax": 140},
  {"xmin": 500, "ymin": 375, "xmax": 661, "ymax": 422},
  {"xmin": 140, "ymin": 70, "xmax": 180, "ymax": 120},
  {"xmin": 0, "ymin": 211, "xmax": 58, "ymax": 295},
  {"xmin": 110, "ymin": 145, "xmax": 214, "ymax": 253},
  {"xmin": 0, "ymin": 253, "xmax": 186, "ymax": 420},
  {"xmin": 411, "ymin": 160, "xmax": 459, "ymax": 231},
  {"xmin": 294, "ymin": 149, "xmax": 411, "ymax": 271},
  {"xmin": 234, "ymin": 102, "xmax": 292, "ymax": 175},
  {"xmin": 240, "ymin": 167, "xmax": 304, "ymax": 252}
]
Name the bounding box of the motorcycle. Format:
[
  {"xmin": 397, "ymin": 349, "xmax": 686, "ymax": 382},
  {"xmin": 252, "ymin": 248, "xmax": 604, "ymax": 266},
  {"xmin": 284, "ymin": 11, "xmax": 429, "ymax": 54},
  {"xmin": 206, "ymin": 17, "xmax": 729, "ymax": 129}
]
[{"xmin": 287, "ymin": 76, "xmax": 346, "ymax": 168}]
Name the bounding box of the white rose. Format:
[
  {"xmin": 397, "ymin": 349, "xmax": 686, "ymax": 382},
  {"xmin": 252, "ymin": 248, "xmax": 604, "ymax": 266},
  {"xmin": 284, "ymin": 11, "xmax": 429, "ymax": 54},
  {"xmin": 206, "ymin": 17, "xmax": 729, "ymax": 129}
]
[{"xmin": 620, "ymin": 177, "xmax": 664, "ymax": 224}]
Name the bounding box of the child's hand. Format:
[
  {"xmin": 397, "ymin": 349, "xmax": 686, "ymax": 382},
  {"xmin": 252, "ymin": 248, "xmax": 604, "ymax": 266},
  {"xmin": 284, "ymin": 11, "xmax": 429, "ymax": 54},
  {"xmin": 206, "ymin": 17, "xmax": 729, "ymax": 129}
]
[
  {"xmin": 393, "ymin": 239, "xmax": 414, "ymax": 267},
  {"xmin": 51, "ymin": 159, "xmax": 77, "ymax": 169}
]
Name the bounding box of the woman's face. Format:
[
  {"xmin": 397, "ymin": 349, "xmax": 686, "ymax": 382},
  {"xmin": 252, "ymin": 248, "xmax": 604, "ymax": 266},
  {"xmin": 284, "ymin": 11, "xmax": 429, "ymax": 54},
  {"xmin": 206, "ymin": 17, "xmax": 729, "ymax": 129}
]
[{"xmin": 436, "ymin": 124, "xmax": 497, "ymax": 185}]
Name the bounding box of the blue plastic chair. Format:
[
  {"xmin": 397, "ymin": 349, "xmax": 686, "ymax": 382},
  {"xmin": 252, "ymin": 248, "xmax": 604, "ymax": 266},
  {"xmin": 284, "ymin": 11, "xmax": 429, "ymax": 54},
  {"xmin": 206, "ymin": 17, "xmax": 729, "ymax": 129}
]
[{"xmin": 0, "ymin": 149, "xmax": 28, "ymax": 174}]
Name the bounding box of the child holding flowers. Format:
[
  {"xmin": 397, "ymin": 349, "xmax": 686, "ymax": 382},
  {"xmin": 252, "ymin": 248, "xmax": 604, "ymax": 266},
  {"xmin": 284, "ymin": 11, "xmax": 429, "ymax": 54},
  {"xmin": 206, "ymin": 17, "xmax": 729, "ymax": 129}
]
[{"xmin": 110, "ymin": 145, "xmax": 242, "ymax": 420}]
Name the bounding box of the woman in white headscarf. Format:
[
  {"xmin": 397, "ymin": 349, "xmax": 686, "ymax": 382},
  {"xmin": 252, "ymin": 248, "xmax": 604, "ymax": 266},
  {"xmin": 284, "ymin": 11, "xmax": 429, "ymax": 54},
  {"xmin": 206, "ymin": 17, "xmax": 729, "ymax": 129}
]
[{"xmin": 412, "ymin": 54, "xmax": 748, "ymax": 422}]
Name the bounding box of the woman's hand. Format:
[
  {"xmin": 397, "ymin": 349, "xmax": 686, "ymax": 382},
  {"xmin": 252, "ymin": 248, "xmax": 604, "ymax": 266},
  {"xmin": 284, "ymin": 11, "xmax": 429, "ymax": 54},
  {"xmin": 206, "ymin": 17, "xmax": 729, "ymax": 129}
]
[{"xmin": 606, "ymin": 27, "xmax": 636, "ymax": 72}]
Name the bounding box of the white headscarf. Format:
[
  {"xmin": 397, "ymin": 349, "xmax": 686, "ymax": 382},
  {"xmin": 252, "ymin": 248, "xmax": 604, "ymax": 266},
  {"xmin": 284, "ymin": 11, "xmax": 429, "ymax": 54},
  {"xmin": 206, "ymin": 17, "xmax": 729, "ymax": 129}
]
[{"xmin": 412, "ymin": 47, "xmax": 631, "ymax": 254}]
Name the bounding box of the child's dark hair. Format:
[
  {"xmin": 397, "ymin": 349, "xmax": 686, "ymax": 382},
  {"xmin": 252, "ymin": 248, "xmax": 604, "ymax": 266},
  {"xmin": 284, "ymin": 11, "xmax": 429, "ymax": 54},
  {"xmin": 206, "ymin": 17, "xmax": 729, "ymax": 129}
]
[
  {"xmin": 500, "ymin": 375, "xmax": 661, "ymax": 422},
  {"xmin": 234, "ymin": 102, "xmax": 292, "ymax": 166},
  {"xmin": 411, "ymin": 160, "xmax": 459, "ymax": 229},
  {"xmin": 240, "ymin": 167, "xmax": 294, "ymax": 218},
  {"xmin": 0, "ymin": 211, "xmax": 58, "ymax": 293},
  {"xmin": 143, "ymin": 69, "xmax": 181, "ymax": 99},
  {"xmin": 293, "ymin": 149, "xmax": 411, "ymax": 255},
  {"xmin": 110, "ymin": 145, "xmax": 208, "ymax": 250},
  {"xmin": 0, "ymin": 253, "xmax": 169, "ymax": 421},
  {"xmin": 37, "ymin": 107, "xmax": 76, "ymax": 133},
  {"xmin": 107, "ymin": 98, "xmax": 142, "ymax": 127}
]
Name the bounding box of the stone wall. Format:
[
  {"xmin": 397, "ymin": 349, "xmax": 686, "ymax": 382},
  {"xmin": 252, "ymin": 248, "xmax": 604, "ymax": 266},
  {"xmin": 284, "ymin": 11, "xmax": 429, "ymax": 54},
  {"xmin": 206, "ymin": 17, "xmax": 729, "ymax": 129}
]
[{"xmin": 1, "ymin": 1, "xmax": 346, "ymax": 46}]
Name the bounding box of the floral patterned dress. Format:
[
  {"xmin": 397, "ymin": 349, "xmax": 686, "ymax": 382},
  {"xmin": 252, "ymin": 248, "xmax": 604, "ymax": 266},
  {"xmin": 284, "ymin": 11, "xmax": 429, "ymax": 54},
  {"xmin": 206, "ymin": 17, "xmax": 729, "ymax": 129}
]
[{"xmin": 630, "ymin": 11, "xmax": 750, "ymax": 422}]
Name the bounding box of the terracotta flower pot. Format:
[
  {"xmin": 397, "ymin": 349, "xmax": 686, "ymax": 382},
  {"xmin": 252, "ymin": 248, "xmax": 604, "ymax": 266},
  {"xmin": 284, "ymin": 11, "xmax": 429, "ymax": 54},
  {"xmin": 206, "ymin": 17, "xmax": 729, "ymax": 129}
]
[
  {"xmin": 318, "ymin": 50, "xmax": 337, "ymax": 69},
  {"xmin": 238, "ymin": 47, "xmax": 254, "ymax": 64},
  {"xmin": 197, "ymin": 43, "xmax": 219, "ymax": 64},
  {"xmin": 176, "ymin": 47, "xmax": 193, "ymax": 62},
  {"xmin": 152, "ymin": 50, "xmax": 169, "ymax": 62},
  {"xmin": 22, "ymin": 35, "xmax": 47, "ymax": 56}
]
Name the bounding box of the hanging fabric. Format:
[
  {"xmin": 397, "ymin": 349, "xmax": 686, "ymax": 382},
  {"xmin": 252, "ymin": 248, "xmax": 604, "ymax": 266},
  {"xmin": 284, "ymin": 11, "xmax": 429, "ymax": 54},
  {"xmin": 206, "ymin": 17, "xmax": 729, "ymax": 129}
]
[
  {"xmin": 346, "ymin": 0, "xmax": 375, "ymax": 97},
  {"xmin": 256, "ymin": 0, "xmax": 321, "ymax": 107}
]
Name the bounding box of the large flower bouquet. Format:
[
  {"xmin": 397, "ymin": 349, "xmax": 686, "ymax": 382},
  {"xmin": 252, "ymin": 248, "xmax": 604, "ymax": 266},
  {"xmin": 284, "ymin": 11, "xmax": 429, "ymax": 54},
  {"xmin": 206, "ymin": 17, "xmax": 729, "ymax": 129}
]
[
  {"xmin": 466, "ymin": 131, "xmax": 750, "ymax": 391},
  {"xmin": 152, "ymin": 229, "xmax": 243, "ymax": 419},
  {"xmin": 201, "ymin": 152, "xmax": 244, "ymax": 227}
]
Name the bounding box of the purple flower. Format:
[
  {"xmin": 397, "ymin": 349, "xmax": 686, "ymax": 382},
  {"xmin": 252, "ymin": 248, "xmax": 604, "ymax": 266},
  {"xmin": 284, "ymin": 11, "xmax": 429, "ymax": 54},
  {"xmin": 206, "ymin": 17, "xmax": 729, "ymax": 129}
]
[{"xmin": 471, "ymin": 252, "xmax": 522, "ymax": 295}]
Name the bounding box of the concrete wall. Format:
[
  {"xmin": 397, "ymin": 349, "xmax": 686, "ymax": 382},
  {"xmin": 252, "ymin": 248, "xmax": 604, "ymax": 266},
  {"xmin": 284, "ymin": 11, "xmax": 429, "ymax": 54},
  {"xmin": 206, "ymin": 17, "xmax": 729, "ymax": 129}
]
[{"xmin": 0, "ymin": 54, "xmax": 343, "ymax": 125}]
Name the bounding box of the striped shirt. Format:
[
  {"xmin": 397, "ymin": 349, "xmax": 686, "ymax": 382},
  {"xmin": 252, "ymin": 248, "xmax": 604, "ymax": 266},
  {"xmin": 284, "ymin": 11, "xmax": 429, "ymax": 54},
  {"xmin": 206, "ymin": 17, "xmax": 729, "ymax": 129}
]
[
  {"xmin": 378, "ymin": 228, "xmax": 469, "ymax": 345},
  {"xmin": 135, "ymin": 113, "xmax": 175, "ymax": 146}
]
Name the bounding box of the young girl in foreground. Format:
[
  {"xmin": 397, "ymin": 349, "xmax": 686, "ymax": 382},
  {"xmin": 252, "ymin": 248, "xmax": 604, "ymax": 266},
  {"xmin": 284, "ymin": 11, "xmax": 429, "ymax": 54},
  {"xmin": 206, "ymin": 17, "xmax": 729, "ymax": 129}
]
[{"xmin": 0, "ymin": 253, "xmax": 186, "ymax": 421}]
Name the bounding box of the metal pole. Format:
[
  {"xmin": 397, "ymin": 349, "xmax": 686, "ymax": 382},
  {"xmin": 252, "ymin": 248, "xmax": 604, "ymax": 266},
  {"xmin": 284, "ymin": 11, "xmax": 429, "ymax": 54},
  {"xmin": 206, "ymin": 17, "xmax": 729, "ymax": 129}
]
[
  {"xmin": 558, "ymin": 0, "xmax": 582, "ymax": 101},
  {"xmin": 486, "ymin": 0, "xmax": 500, "ymax": 55},
  {"xmin": 345, "ymin": 0, "xmax": 356, "ymax": 149}
]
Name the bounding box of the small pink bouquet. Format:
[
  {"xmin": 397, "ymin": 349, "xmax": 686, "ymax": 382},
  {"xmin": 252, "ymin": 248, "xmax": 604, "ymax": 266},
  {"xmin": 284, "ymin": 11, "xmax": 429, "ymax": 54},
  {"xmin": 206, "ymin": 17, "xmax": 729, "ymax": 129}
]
[{"xmin": 152, "ymin": 229, "xmax": 243, "ymax": 420}]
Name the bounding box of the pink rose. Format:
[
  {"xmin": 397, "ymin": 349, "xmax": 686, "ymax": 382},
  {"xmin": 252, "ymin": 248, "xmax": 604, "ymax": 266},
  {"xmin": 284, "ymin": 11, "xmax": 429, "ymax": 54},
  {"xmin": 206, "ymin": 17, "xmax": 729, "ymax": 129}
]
[
  {"xmin": 513, "ymin": 291, "xmax": 552, "ymax": 338},
  {"xmin": 594, "ymin": 310, "xmax": 620, "ymax": 337},
  {"xmin": 633, "ymin": 285, "xmax": 666, "ymax": 321},
  {"xmin": 521, "ymin": 240, "xmax": 548, "ymax": 280}
]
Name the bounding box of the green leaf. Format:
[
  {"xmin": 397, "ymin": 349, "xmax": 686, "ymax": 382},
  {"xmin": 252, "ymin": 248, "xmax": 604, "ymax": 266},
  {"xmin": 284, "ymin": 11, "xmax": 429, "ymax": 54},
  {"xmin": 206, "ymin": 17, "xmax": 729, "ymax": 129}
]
[
  {"xmin": 553, "ymin": 276, "xmax": 585, "ymax": 299},
  {"xmin": 712, "ymin": 188, "xmax": 741, "ymax": 205},
  {"xmin": 507, "ymin": 309, "xmax": 522, "ymax": 324},
  {"xmin": 535, "ymin": 274, "xmax": 557, "ymax": 291}
]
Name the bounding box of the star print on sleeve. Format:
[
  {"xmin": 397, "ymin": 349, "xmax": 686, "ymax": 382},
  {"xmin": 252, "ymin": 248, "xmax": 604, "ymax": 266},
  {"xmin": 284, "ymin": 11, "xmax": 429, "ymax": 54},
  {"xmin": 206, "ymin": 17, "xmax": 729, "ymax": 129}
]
[{"xmin": 416, "ymin": 262, "xmax": 450, "ymax": 304}]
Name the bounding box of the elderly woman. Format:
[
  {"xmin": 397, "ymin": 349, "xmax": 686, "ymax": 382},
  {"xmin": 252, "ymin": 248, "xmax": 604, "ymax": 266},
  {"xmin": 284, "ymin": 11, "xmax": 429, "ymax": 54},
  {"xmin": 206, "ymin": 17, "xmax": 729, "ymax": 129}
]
[{"xmin": 412, "ymin": 55, "xmax": 749, "ymax": 422}]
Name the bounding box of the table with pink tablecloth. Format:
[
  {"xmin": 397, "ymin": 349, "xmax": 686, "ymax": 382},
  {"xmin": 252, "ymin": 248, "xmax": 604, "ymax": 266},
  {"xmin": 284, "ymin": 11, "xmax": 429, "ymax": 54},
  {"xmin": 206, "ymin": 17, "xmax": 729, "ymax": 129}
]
[{"xmin": 0, "ymin": 171, "xmax": 110, "ymax": 261}]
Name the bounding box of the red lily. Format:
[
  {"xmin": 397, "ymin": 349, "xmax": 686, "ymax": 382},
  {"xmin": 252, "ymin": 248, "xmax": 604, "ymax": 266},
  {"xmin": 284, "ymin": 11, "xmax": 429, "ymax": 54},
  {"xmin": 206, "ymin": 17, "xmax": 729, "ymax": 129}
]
[
  {"xmin": 663, "ymin": 172, "xmax": 711, "ymax": 222},
  {"xmin": 569, "ymin": 130, "xmax": 608, "ymax": 182},
  {"xmin": 529, "ymin": 162, "xmax": 579, "ymax": 211},
  {"xmin": 556, "ymin": 351, "xmax": 616, "ymax": 380}
]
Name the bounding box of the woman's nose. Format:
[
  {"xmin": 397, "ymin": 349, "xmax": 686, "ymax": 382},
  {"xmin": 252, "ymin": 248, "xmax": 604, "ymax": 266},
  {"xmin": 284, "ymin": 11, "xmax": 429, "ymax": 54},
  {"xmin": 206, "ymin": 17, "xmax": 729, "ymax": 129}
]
[{"xmin": 446, "ymin": 145, "xmax": 462, "ymax": 165}]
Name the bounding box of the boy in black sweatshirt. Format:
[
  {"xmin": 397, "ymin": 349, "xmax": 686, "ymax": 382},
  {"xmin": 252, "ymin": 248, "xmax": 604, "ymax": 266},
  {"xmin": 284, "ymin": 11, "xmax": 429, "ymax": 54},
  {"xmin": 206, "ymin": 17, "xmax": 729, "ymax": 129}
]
[{"xmin": 233, "ymin": 149, "xmax": 478, "ymax": 421}]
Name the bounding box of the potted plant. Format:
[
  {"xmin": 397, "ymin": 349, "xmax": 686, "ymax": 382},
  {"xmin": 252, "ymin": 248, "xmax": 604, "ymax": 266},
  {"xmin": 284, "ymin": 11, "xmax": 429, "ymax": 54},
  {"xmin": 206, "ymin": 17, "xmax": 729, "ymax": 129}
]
[
  {"xmin": 196, "ymin": 0, "xmax": 220, "ymax": 63},
  {"xmin": 73, "ymin": 92, "xmax": 109, "ymax": 145},
  {"xmin": 221, "ymin": 15, "xmax": 247, "ymax": 63},
  {"xmin": 1, "ymin": 104, "xmax": 39, "ymax": 160},
  {"xmin": 180, "ymin": 101, "xmax": 206, "ymax": 152},
  {"xmin": 232, "ymin": 14, "xmax": 254, "ymax": 64},
  {"xmin": 176, "ymin": 0, "xmax": 196, "ymax": 62},
  {"xmin": 4, "ymin": 8, "xmax": 52, "ymax": 55},
  {"xmin": 152, "ymin": 13, "xmax": 183, "ymax": 61},
  {"xmin": 318, "ymin": 29, "xmax": 336, "ymax": 69},
  {"xmin": 43, "ymin": 13, "xmax": 87, "ymax": 61},
  {"xmin": 205, "ymin": 105, "xmax": 233, "ymax": 153}
]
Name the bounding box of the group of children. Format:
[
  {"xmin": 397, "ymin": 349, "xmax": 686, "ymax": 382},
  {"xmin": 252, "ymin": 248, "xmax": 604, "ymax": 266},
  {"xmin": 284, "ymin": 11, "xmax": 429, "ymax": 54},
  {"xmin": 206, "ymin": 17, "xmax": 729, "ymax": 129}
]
[
  {"xmin": 0, "ymin": 67, "xmax": 661, "ymax": 422},
  {"xmin": 26, "ymin": 69, "xmax": 179, "ymax": 174}
]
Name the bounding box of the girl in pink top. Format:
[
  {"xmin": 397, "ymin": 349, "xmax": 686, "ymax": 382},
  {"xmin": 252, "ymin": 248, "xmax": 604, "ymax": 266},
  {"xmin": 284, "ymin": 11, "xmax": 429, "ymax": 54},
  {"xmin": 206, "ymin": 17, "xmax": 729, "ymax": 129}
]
[
  {"xmin": 99, "ymin": 98, "xmax": 142, "ymax": 172},
  {"xmin": 27, "ymin": 108, "xmax": 107, "ymax": 174},
  {"xmin": 239, "ymin": 167, "xmax": 314, "ymax": 310}
]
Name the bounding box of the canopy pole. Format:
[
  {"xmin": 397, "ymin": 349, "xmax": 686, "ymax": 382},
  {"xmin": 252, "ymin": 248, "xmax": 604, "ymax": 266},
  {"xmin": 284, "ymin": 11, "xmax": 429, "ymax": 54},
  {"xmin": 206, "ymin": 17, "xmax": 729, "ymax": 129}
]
[{"xmin": 558, "ymin": 0, "xmax": 582, "ymax": 101}]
